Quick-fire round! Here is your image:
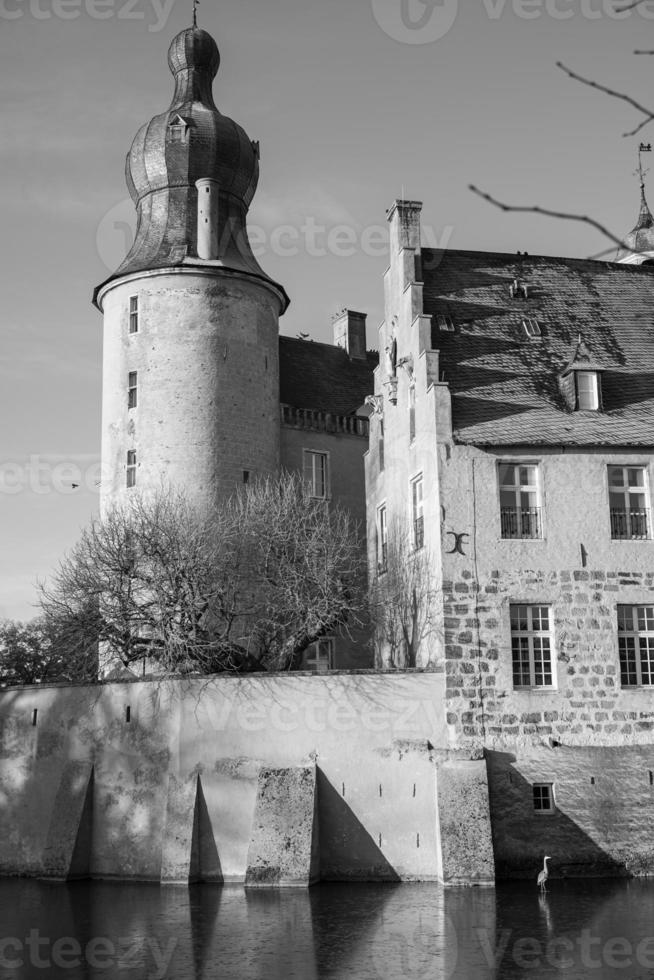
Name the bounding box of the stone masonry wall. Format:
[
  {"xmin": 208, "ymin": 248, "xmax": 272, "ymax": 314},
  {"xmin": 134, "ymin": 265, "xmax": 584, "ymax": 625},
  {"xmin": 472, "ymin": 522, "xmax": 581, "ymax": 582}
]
[{"xmin": 444, "ymin": 567, "xmax": 654, "ymax": 749}]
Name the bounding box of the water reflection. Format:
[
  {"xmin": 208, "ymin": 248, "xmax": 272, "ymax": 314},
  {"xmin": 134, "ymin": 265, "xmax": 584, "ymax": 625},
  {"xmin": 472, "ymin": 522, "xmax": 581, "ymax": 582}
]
[{"xmin": 0, "ymin": 877, "xmax": 653, "ymax": 978}]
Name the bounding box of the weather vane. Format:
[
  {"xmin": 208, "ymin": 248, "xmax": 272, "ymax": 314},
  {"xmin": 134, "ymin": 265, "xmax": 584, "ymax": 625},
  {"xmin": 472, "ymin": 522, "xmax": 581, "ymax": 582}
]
[
  {"xmin": 193, "ymin": 0, "xmax": 199, "ymax": 27},
  {"xmin": 637, "ymin": 142, "xmax": 652, "ymax": 187}
]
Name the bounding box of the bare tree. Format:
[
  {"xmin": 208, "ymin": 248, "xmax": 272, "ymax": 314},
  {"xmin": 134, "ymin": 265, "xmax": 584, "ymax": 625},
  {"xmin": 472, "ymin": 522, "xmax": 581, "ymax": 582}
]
[
  {"xmin": 369, "ymin": 519, "xmax": 441, "ymax": 669},
  {"xmin": 38, "ymin": 475, "xmax": 365, "ymax": 677}
]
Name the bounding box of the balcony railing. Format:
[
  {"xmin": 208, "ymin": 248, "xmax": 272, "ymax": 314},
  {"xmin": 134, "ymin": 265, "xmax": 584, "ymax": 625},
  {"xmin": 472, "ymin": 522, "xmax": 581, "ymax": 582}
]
[
  {"xmin": 413, "ymin": 516, "xmax": 424, "ymax": 550},
  {"xmin": 500, "ymin": 507, "xmax": 542, "ymax": 539},
  {"xmin": 610, "ymin": 509, "xmax": 651, "ymax": 540},
  {"xmin": 281, "ymin": 404, "xmax": 369, "ymax": 438}
]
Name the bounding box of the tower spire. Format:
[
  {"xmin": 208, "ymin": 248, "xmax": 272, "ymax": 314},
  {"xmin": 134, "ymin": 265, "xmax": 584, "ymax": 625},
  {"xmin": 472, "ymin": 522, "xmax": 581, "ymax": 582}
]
[
  {"xmin": 635, "ymin": 142, "xmax": 653, "ymax": 230},
  {"xmin": 192, "ymin": 0, "xmax": 199, "ymax": 27}
]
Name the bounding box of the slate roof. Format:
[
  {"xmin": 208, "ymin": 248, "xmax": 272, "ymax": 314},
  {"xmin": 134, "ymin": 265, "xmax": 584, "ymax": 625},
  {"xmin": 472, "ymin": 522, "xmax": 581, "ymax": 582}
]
[
  {"xmin": 422, "ymin": 249, "xmax": 654, "ymax": 446},
  {"xmin": 279, "ymin": 336, "xmax": 378, "ymax": 416}
]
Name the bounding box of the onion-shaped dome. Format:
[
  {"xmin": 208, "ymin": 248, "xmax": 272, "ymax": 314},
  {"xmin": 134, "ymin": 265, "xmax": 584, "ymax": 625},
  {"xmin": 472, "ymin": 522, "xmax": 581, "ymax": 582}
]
[{"xmin": 94, "ymin": 25, "xmax": 288, "ymax": 309}]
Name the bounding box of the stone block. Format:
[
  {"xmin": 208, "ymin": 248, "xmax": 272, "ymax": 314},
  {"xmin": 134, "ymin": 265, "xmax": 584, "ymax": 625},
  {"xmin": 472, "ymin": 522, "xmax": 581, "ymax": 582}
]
[
  {"xmin": 437, "ymin": 760, "xmax": 494, "ymax": 885},
  {"xmin": 245, "ymin": 766, "xmax": 319, "ymax": 887}
]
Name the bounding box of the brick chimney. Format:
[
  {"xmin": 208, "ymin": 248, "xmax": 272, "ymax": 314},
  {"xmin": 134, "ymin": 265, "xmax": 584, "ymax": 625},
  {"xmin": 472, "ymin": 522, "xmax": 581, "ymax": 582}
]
[{"xmin": 332, "ymin": 309, "xmax": 368, "ymax": 361}]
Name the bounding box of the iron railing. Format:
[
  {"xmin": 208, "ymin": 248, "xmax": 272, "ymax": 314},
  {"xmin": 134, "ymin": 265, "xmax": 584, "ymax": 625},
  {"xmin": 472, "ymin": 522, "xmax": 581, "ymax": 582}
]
[
  {"xmin": 500, "ymin": 507, "xmax": 542, "ymax": 539},
  {"xmin": 610, "ymin": 509, "xmax": 651, "ymax": 540}
]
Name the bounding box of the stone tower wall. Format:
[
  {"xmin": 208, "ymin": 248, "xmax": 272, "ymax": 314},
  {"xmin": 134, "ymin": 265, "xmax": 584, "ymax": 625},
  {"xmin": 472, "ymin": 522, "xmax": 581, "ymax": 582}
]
[{"xmin": 99, "ymin": 269, "xmax": 283, "ymax": 510}]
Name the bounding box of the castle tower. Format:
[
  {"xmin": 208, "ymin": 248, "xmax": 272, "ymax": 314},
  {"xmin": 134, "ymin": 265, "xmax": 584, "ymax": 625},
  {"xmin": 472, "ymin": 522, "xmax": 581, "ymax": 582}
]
[
  {"xmin": 616, "ymin": 149, "xmax": 654, "ymax": 264},
  {"xmin": 93, "ymin": 24, "xmax": 289, "ymax": 510}
]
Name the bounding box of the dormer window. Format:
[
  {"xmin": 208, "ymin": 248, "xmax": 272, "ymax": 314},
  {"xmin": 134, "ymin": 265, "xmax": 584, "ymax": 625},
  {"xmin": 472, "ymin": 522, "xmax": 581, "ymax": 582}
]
[
  {"xmin": 436, "ymin": 314, "xmax": 455, "ymax": 332},
  {"xmin": 522, "ymin": 317, "xmax": 541, "ymax": 339},
  {"xmin": 575, "ymin": 370, "xmax": 601, "ymax": 411},
  {"xmin": 509, "ymin": 278, "xmax": 528, "ymax": 300},
  {"xmin": 560, "ymin": 334, "xmax": 606, "ymax": 413},
  {"xmin": 168, "ymin": 114, "xmax": 190, "ymax": 144}
]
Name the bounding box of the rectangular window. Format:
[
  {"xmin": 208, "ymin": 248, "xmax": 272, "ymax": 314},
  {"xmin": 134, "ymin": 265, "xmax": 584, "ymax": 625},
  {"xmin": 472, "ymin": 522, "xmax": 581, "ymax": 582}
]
[
  {"xmin": 409, "ymin": 385, "xmax": 416, "ymax": 444},
  {"xmin": 609, "ymin": 465, "xmax": 650, "ymax": 539},
  {"xmin": 126, "ymin": 450, "xmax": 137, "ymax": 488},
  {"xmin": 303, "ymin": 450, "xmax": 329, "ymax": 499},
  {"xmin": 618, "ymin": 605, "xmax": 654, "ymax": 686},
  {"xmin": 533, "ymin": 783, "xmax": 555, "ymax": 813},
  {"xmin": 377, "ymin": 504, "xmax": 388, "ymax": 574},
  {"xmin": 304, "ymin": 637, "xmax": 334, "ymax": 673},
  {"xmin": 499, "ymin": 462, "xmax": 542, "ymax": 539},
  {"xmin": 128, "ymin": 371, "xmax": 137, "ymax": 409},
  {"xmin": 411, "ymin": 475, "xmax": 424, "ymax": 550},
  {"xmin": 379, "ymin": 419, "xmax": 384, "ymax": 472},
  {"xmin": 511, "ymin": 604, "xmax": 554, "ymax": 688},
  {"xmin": 576, "ymin": 371, "xmax": 600, "ymax": 411},
  {"xmin": 129, "ymin": 296, "xmax": 139, "ymax": 334}
]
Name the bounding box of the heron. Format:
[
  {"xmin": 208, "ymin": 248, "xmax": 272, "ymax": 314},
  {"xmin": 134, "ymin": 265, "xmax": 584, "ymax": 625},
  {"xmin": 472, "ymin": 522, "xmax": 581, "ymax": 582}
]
[{"xmin": 537, "ymin": 855, "xmax": 551, "ymax": 892}]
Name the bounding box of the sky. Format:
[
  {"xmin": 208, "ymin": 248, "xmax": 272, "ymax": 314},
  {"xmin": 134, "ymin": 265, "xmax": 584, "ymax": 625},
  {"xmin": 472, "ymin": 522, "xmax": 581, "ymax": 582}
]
[{"xmin": 2, "ymin": 0, "xmax": 654, "ymax": 619}]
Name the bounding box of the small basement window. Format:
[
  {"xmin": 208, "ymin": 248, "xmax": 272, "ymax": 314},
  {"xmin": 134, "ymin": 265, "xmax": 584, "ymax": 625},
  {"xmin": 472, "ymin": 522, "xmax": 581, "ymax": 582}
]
[{"xmin": 533, "ymin": 783, "xmax": 555, "ymax": 813}]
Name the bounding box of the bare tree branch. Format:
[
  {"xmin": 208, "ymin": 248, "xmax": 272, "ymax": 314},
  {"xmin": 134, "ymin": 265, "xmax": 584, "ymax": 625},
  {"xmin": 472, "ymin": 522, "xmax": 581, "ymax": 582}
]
[
  {"xmin": 469, "ymin": 184, "xmax": 630, "ymax": 254},
  {"xmin": 556, "ymin": 61, "xmax": 654, "ymax": 137}
]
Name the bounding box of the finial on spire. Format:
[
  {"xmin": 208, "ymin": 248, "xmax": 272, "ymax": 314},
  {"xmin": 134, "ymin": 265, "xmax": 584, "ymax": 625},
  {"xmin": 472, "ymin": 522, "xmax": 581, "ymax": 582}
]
[
  {"xmin": 193, "ymin": 0, "xmax": 199, "ymax": 27},
  {"xmin": 637, "ymin": 141, "xmax": 651, "ymax": 189}
]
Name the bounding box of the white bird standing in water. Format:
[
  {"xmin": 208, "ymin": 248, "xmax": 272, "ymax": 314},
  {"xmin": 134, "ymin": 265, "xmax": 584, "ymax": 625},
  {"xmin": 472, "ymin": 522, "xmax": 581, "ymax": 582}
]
[{"xmin": 537, "ymin": 855, "xmax": 551, "ymax": 892}]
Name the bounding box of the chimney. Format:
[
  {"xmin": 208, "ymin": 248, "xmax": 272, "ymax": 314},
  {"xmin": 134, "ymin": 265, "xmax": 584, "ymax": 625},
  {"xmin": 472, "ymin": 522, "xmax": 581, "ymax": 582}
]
[
  {"xmin": 386, "ymin": 199, "xmax": 422, "ymax": 255},
  {"xmin": 332, "ymin": 309, "xmax": 368, "ymax": 361}
]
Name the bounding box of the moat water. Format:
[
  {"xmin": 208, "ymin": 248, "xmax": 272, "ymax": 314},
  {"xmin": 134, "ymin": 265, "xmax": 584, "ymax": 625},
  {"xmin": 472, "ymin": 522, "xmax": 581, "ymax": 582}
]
[{"xmin": 0, "ymin": 876, "xmax": 652, "ymax": 978}]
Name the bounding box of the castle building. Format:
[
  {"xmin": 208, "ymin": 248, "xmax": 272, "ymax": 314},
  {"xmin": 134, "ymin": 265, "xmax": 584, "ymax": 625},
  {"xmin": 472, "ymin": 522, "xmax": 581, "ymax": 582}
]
[
  {"xmin": 92, "ymin": 24, "xmax": 375, "ymax": 672},
  {"xmin": 365, "ymin": 197, "xmax": 654, "ymax": 874}
]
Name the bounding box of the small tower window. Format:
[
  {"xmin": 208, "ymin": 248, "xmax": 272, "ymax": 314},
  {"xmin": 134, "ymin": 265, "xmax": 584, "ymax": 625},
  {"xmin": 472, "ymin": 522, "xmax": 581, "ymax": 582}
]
[
  {"xmin": 168, "ymin": 114, "xmax": 190, "ymax": 144},
  {"xmin": 126, "ymin": 450, "xmax": 137, "ymax": 488},
  {"xmin": 128, "ymin": 372, "xmax": 138, "ymax": 410},
  {"xmin": 575, "ymin": 371, "xmax": 600, "ymax": 411},
  {"xmin": 129, "ymin": 296, "xmax": 139, "ymax": 334}
]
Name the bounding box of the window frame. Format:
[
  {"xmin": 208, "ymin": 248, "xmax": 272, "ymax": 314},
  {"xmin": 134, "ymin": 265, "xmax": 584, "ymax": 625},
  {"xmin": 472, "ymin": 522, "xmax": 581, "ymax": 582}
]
[
  {"xmin": 532, "ymin": 783, "xmax": 555, "ymax": 814},
  {"xmin": 608, "ymin": 464, "xmax": 651, "ymax": 540},
  {"xmin": 618, "ymin": 604, "xmax": 654, "ymax": 687},
  {"xmin": 304, "ymin": 637, "xmax": 334, "ymax": 673},
  {"xmin": 410, "ymin": 473, "xmax": 424, "ymax": 551},
  {"xmin": 303, "ymin": 449, "xmax": 330, "ymax": 500},
  {"xmin": 575, "ymin": 370, "xmax": 600, "ymax": 411},
  {"xmin": 126, "ymin": 449, "xmax": 137, "ymax": 489},
  {"xmin": 498, "ymin": 461, "xmax": 543, "ymax": 540},
  {"xmin": 128, "ymin": 371, "xmax": 138, "ymax": 410},
  {"xmin": 129, "ymin": 296, "xmax": 139, "ymax": 334},
  {"xmin": 377, "ymin": 503, "xmax": 388, "ymax": 575},
  {"xmin": 510, "ymin": 603, "xmax": 556, "ymax": 689},
  {"xmin": 408, "ymin": 384, "xmax": 416, "ymax": 444}
]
